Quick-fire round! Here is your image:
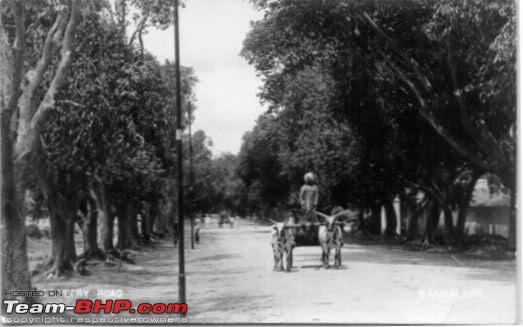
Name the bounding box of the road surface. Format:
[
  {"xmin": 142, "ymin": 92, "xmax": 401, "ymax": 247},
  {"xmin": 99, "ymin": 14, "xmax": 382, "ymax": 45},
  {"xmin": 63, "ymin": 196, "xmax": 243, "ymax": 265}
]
[{"xmin": 32, "ymin": 219, "xmax": 517, "ymax": 324}]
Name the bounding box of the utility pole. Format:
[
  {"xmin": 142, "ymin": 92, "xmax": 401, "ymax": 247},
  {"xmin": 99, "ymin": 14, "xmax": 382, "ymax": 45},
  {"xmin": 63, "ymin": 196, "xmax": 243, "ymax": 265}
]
[
  {"xmin": 173, "ymin": 0, "xmax": 186, "ymax": 304},
  {"xmin": 188, "ymin": 102, "xmax": 195, "ymax": 249}
]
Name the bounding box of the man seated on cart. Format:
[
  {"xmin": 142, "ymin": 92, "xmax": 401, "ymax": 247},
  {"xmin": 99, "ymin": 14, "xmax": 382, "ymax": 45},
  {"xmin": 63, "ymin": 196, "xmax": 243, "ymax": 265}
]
[
  {"xmin": 300, "ymin": 172, "xmax": 319, "ymax": 220},
  {"xmin": 298, "ymin": 172, "xmax": 319, "ymax": 241}
]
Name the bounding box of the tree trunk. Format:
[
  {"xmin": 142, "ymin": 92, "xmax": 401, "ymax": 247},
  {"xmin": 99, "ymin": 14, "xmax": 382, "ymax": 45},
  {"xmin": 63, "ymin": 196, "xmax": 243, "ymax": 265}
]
[
  {"xmin": 407, "ymin": 209, "xmax": 419, "ymax": 241},
  {"xmin": 49, "ymin": 213, "xmax": 69, "ymax": 273},
  {"xmin": 2, "ymin": 16, "xmax": 32, "ymax": 290},
  {"xmin": 148, "ymin": 199, "xmax": 158, "ymax": 236},
  {"xmin": 116, "ymin": 202, "xmax": 130, "ymax": 250},
  {"xmin": 358, "ymin": 207, "xmax": 365, "ymax": 234},
  {"xmin": 64, "ymin": 211, "xmax": 77, "ymax": 262},
  {"xmin": 443, "ymin": 206, "xmax": 455, "ymax": 245},
  {"xmin": 384, "ymin": 199, "xmax": 397, "ymax": 237},
  {"xmin": 1, "ymin": 6, "xmax": 32, "ymax": 301},
  {"xmin": 1, "ymin": 124, "xmax": 31, "ymax": 299},
  {"xmin": 102, "ymin": 210, "xmax": 115, "ymax": 254},
  {"xmin": 423, "ymin": 200, "xmax": 440, "ymax": 244},
  {"xmin": 406, "ymin": 196, "xmax": 420, "ymax": 241},
  {"xmin": 95, "ymin": 183, "xmax": 115, "ymax": 255},
  {"xmin": 127, "ymin": 201, "xmax": 139, "ymax": 247},
  {"xmin": 140, "ymin": 202, "xmax": 151, "ymax": 243},
  {"xmin": 140, "ymin": 199, "xmax": 157, "ymax": 242},
  {"xmin": 153, "ymin": 200, "xmax": 168, "ymax": 237},
  {"xmin": 1, "ymin": 0, "xmax": 80, "ymax": 294},
  {"xmin": 368, "ymin": 204, "xmax": 381, "ymax": 235},
  {"xmin": 455, "ymin": 201, "xmax": 468, "ymax": 246},
  {"xmin": 81, "ymin": 196, "xmax": 103, "ymax": 259},
  {"xmin": 47, "ymin": 200, "xmax": 76, "ymax": 277}
]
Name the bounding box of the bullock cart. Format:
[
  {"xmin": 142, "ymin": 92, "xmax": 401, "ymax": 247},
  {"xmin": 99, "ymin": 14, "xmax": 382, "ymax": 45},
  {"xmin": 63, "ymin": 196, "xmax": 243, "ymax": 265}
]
[{"xmin": 271, "ymin": 210, "xmax": 357, "ymax": 271}]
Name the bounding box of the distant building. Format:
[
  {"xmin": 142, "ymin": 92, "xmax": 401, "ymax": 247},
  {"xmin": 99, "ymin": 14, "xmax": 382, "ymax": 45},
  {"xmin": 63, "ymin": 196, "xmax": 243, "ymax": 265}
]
[
  {"xmin": 378, "ymin": 178, "xmax": 511, "ymax": 238},
  {"xmin": 465, "ymin": 177, "xmax": 510, "ymax": 238},
  {"xmin": 470, "ymin": 178, "xmax": 510, "ymax": 207}
]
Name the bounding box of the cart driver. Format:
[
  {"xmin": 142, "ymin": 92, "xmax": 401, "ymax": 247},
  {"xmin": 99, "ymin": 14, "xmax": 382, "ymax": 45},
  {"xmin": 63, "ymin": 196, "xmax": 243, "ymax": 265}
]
[{"xmin": 299, "ymin": 172, "xmax": 319, "ymax": 222}]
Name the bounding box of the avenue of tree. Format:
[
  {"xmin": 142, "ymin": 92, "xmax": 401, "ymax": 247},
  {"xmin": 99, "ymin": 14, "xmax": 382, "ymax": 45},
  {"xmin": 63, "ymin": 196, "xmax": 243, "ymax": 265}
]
[
  {"xmin": 0, "ymin": 0, "xmax": 516, "ymax": 300},
  {"xmin": 1, "ymin": 0, "xmax": 239, "ymax": 299}
]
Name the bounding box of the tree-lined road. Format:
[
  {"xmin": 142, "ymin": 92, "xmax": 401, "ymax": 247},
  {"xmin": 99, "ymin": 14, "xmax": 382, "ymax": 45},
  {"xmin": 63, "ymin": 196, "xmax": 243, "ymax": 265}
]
[
  {"xmin": 3, "ymin": 1, "xmax": 516, "ymax": 307},
  {"xmin": 76, "ymin": 220, "xmax": 514, "ymax": 324}
]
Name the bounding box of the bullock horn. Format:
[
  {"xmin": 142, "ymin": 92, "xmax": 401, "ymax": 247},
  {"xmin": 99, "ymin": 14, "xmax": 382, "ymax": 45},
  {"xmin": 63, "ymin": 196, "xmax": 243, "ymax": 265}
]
[
  {"xmin": 314, "ymin": 211, "xmax": 330, "ymax": 220},
  {"xmin": 333, "ymin": 209, "xmax": 353, "ymax": 220}
]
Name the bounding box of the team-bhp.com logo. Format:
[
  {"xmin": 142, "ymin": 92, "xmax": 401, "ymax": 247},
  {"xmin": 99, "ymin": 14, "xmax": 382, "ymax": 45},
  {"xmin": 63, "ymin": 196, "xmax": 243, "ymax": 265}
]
[{"xmin": 4, "ymin": 299, "xmax": 188, "ymax": 314}]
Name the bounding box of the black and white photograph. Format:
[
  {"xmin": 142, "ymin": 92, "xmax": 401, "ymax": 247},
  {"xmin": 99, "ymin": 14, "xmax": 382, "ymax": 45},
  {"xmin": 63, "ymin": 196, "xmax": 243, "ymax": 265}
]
[{"xmin": 0, "ymin": 0, "xmax": 520, "ymax": 325}]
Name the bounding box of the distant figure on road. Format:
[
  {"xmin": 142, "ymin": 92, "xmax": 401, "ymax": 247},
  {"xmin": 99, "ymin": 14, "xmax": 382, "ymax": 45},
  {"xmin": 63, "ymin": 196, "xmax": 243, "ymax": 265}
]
[
  {"xmin": 218, "ymin": 210, "xmax": 227, "ymax": 228},
  {"xmin": 299, "ymin": 172, "xmax": 319, "ymax": 222},
  {"xmin": 194, "ymin": 217, "xmax": 201, "ymax": 243}
]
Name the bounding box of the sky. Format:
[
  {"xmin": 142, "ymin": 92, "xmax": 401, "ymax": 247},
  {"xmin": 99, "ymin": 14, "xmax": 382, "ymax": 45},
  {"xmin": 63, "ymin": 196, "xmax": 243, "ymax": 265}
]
[{"xmin": 143, "ymin": 0, "xmax": 265, "ymax": 156}]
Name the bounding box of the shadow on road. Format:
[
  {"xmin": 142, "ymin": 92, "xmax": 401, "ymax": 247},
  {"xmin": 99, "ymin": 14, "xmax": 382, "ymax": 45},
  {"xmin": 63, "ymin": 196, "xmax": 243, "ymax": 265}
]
[{"xmin": 299, "ymin": 264, "xmax": 349, "ymax": 270}]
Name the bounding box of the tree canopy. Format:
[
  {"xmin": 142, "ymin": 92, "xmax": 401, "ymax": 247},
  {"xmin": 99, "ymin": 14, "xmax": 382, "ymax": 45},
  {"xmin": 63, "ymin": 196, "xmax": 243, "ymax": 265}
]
[{"xmin": 240, "ymin": 0, "xmax": 515, "ymax": 242}]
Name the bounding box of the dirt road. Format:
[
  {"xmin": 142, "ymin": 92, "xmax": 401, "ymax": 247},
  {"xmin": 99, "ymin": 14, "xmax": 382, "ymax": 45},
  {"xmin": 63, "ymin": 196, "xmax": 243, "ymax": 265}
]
[{"xmin": 32, "ymin": 219, "xmax": 517, "ymax": 324}]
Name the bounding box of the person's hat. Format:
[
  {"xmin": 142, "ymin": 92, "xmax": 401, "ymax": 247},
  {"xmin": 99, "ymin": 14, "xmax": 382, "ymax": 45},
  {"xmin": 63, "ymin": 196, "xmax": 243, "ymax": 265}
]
[{"xmin": 304, "ymin": 172, "xmax": 315, "ymax": 182}]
